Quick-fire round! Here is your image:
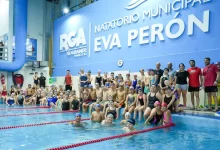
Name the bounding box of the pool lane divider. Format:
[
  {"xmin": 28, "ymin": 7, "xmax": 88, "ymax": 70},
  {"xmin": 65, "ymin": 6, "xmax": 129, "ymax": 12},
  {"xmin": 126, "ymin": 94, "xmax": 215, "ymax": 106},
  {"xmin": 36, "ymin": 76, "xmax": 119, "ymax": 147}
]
[
  {"xmin": 0, "ymin": 118, "xmax": 90, "ymax": 130},
  {"xmin": 47, "ymin": 123, "xmax": 175, "ymax": 150},
  {"xmin": 0, "ymin": 106, "xmax": 51, "ymax": 110},
  {"xmin": 0, "ymin": 110, "xmax": 79, "ymax": 117}
]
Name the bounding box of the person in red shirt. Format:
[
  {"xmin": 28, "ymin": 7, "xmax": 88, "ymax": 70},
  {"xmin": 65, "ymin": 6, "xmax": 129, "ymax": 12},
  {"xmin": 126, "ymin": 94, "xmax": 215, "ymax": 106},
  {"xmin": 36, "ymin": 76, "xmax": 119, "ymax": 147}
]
[
  {"xmin": 203, "ymin": 57, "xmax": 220, "ymax": 111},
  {"xmin": 64, "ymin": 70, "xmax": 72, "ymax": 91},
  {"xmin": 187, "ymin": 60, "xmax": 203, "ymax": 110}
]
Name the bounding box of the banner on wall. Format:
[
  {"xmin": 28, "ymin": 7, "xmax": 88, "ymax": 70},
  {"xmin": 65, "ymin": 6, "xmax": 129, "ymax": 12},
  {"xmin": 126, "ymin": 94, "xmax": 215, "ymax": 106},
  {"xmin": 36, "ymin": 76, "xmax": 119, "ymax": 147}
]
[
  {"xmin": 12, "ymin": 37, "xmax": 37, "ymax": 62},
  {"xmin": 53, "ymin": 0, "xmax": 220, "ymax": 76}
]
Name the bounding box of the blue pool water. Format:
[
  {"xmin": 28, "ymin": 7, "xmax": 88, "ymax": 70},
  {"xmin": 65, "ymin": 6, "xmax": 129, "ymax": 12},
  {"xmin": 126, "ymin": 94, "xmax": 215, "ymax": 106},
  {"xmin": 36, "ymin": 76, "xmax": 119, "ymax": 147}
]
[{"xmin": 0, "ymin": 105, "xmax": 220, "ymax": 150}]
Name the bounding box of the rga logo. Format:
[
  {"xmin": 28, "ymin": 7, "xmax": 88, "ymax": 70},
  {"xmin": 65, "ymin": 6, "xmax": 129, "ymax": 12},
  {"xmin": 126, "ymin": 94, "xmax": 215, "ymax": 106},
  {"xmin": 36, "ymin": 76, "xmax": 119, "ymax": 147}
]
[
  {"xmin": 60, "ymin": 28, "xmax": 87, "ymax": 57},
  {"xmin": 126, "ymin": 0, "xmax": 148, "ymax": 10}
]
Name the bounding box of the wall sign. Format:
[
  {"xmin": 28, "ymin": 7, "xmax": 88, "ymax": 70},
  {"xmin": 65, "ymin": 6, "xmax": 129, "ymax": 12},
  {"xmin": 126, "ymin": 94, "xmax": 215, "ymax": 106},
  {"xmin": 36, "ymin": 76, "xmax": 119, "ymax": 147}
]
[{"xmin": 53, "ymin": 0, "xmax": 220, "ymax": 76}]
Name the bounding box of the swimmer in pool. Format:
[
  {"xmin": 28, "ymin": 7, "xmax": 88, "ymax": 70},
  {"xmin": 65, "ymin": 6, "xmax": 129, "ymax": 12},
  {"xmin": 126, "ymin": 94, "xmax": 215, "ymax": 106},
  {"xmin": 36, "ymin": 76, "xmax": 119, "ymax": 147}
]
[
  {"xmin": 70, "ymin": 113, "xmax": 86, "ymax": 127},
  {"xmin": 89, "ymin": 97, "xmax": 103, "ymax": 114},
  {"xmin": 101, "ymin": 114, "xmax": 115, "ymax": 126},
  {"xmin": 161, "ymin": 102, "xmax": 172, "ymax": 125},
  {"xmin": 91, "ymin": 104, "xmax": 104, "ymax": 122},
  {"xmin": 120, "ymin": 112, "xmax": 131, "ymax": 125},
  {"xmin": 123, "ymin": 118, "xmax": 136, "ymax": 132}
]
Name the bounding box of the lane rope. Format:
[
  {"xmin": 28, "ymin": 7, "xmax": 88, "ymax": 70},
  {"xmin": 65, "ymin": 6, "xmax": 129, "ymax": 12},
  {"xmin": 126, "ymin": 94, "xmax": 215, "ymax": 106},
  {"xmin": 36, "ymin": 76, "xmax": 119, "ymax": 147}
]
[
  {"xmin": 47, "ymin": 123, "xmax": 175, "ymax": 150},
  {"xmin": 0, "ymin": 118, "xmax": 90, "ymax": 130},
  {"xmin": 0, "ymin": 110, "xmax": 79, "ymax": 117},
  {"xmin": 0, "ymin": 106, "xmax": 50, "ymax": 110}
]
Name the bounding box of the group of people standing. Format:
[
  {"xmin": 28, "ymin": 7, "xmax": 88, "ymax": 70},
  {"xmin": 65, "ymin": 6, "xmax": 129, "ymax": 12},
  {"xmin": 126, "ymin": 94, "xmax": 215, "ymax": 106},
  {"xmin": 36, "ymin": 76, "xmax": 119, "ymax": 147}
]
[
  {"xmin": 62, "ymin": 57, "xmax": 219, "ymax": 126},
  {"xmin": 0, "ymin": 57, "xmax": 219, "ymax": 126}
]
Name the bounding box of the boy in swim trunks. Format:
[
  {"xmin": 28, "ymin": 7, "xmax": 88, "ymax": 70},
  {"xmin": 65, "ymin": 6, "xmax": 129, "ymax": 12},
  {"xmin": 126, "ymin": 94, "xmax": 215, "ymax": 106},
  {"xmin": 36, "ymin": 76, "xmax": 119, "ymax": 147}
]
[
  {"xmin": 88, "ymin": 84, "xmax": 97, "ymax": 104},
  {"xmin": 26, "ymin": 84, "xmax": 33, "ymax": 98},
  {"xmin": 123, "ymin": 118, "xmax": 136, "ymax": 132},
  {"xmin": 101, "ymin": 85, "xmax": 108, "ymax": 105},
  {"xmin": 116, "ymin": 84, "xmax": 126, "ymax": 107},
  {"xmin": 91, "ymin": 104, "xmax": 104, "ymax": 122},
  {"xmin": 82, "ymin": 90, "xmax": 92, "ymax": 112},
  {"xmin": 95, "ymin": 83, "xmax": 103, "ymax": 100}
]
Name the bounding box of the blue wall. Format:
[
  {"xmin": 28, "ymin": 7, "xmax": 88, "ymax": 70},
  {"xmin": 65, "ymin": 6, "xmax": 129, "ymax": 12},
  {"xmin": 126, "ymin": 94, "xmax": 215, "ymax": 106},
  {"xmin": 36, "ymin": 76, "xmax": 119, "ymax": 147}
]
[{"xmin": 53, "ymin": 0, "xmax": 220, "ymax": 76}]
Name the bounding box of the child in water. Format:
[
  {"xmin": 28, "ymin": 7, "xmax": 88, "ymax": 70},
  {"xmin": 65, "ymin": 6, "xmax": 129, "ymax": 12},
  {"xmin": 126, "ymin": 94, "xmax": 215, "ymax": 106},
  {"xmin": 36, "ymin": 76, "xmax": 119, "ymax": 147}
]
[
  {"xmin": 70, "ymin": 113, "xmax": 86, "ymax": 128},
  {"xmin": 120, "ymin": 112, "xmax": 131, "ymax": 125},
  {"xmin": 89, "ymin": 97, "xmax": 102, "ymax": 114},
  {"xmin": 123, "ymin": 118, "xmax": 136, "ymax": 132},
  {"xmin": 91, "ymin": 104, "xmax": 104, "ymax": 122},
  {"xmin": 101, "ymin": 114, "xmax": 115, "ymax": 126}
]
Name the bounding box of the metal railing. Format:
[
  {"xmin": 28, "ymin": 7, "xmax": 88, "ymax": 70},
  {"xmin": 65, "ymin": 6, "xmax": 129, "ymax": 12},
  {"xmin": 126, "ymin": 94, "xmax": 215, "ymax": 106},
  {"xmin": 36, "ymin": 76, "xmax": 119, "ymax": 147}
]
[{"xmin": 0, "ymin": 46, "xmax": 8, "ymax": 61}]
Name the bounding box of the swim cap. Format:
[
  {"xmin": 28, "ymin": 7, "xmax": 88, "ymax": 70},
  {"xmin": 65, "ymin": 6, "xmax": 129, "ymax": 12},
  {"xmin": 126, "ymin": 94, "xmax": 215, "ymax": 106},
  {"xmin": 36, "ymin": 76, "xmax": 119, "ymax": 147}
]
[
  {"xmin": 107, "ymin": 114, "xmax": 114, "ymax": 118},
  {"xmin": 162, "ymin": 102, "xmax": 167, "ymax": 108},
  {"xmin": 154, "ymin": 101, "xmax": 161, "ymax": 106},
  {"xmin": 127, "ymin": 119, "xmax": 136, "ymax": 125},
  {"xmin": 88, "ymin": 70, "xmax": 91, "ymax": 73},
  {"xmin": 89, "ymin": 84, "xmax": 93, "ymax": 88},
  {"xmin": 95, "ymin": 104, "xmax": 101, "ymax": 108},
  {"xmin": 129, "ymin": 86, "xmax": 134, "ymax": 90},
  {"xmin": 138, "ymin": 88, "xmax": 142, "ymax": 92},
  {"xmin": 125, "ymin": 112, "xmax": 131, "ymax": 117},
  {"xmin": 75, "ymin": 113, "xmax": 81, "ymax": 117}
]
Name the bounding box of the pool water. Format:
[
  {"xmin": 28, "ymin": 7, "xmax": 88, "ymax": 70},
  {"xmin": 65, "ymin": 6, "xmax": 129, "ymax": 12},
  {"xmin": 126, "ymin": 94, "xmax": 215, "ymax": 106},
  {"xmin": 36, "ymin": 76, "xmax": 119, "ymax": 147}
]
[{"xmin": 0, "ymin": 105, "xmax": 220, "ymax": 150}]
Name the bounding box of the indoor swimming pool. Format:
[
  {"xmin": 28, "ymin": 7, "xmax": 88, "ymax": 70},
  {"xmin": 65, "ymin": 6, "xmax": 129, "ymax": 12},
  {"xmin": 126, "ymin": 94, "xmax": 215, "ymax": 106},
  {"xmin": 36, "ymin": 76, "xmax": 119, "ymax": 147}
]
[{"xmin": 0, "ymin": 105, "xmax": 219, "ymax": 150}]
